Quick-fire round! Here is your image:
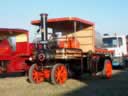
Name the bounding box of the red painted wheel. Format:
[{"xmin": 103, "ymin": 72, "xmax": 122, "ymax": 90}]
[
  {"xmin": 28, "ymin": 64, "xmax": 44, "ymax": 84},
  {"xmin": 103, "ymin": 59, "xmax": 112, "ymax": 79},
  {"xmin": 51, "ymin": 64, "xmax": 68, "ymax": 85}
]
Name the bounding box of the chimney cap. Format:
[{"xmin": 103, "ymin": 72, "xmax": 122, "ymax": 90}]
[{"xmin": 40, "ymin": 13, "xmax": 48, "ymax": 16}]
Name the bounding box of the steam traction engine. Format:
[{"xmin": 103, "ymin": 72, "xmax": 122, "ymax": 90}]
[{"xmin": 27, "ymin": 13, "xmax": 113, "ymax": 84}]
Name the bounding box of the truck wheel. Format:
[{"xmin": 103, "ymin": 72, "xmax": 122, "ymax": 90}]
[
  {"xmin": 102, "ymin": 59, "xmax": 112, "ymax": 79},
  {"xmin": 28, "ymin": 64, "xmax": 44, "ymax": 84},
  {"xmin": 51, "ymin": 64, "xmax": 68, "ymax": 85}
]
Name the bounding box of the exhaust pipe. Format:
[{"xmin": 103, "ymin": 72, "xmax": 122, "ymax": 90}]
[{"xmin": 40, "ymin": 13, "xmax": 48, "ymax": 48}]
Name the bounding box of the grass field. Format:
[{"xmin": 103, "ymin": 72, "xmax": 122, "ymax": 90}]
[{"xmin": 0, "ymin": 69, "xmax": 128, "ymax": 96}]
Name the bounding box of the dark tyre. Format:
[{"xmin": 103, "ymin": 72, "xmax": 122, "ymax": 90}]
[
  {"xmin": 102, "ymin": 59, "xmax": 112, "ymax": 79},
  {"xmin": 51, "ymin": 64, "xmax": 68, "ymax": 85},
  {"xmin": 28, "ymin": 64, "xmax": 44, "ymax": 84}
]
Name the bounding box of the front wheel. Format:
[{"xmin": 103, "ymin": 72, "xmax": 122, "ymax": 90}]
[
  {"xmin": 28, "ymin": 64, "xmax": 44, "ymax": 84},
  {"xmin": 51, "ymin": 64, "xmax": 68, "ymax": 85},
  {"xmin": 102, "ymin": 59, "xmax": 112, "ymax": 79}
]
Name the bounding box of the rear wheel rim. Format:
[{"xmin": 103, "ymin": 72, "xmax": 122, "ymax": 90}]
[
  {"xmin": 105, "ymin": 60, "xmax": 112, "ymax": 79},
  {"xmin": 55, "ymin": 65, "xmax": 67, "ymax": 84},
  {"xmin": 32, "ymin": 65, "xmax": 44, "ymax": 83}
]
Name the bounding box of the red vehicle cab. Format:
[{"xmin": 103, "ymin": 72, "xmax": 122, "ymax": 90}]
[{"xmin": 0, "ymin": 28, "xmax": 32, "ymax": 74}]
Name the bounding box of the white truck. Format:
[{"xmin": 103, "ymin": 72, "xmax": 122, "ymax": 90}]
[{"xmin": 102, "ymin": 34, "xmax": 128, "ymax": 68}]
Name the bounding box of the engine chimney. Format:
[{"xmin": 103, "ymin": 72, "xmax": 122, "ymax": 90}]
[{"xmin": 40, "ymin": 13, "xmax": 48, "ymax": 48}]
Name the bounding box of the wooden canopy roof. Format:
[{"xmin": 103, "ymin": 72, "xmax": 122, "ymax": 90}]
[{"xmin": 31, "ymin": 17, "xmax": 94, "ymax": 32}]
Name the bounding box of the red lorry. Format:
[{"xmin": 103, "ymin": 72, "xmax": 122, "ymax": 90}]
[
  {"xmin": 0, "ymin": 28, "xmax": 32, "ymax": 75},
  {"xmin": 26, "ymin": 13, "xmax": 114, "ymax": 84}
]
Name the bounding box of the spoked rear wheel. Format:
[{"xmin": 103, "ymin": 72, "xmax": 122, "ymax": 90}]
[
  {"xmin": 103, "ymin": 59, "xmax": 112, "ymax": 79},
  {"xmin": 28, "ymin": 64, "xmax": 44, "ymax": 84},
  {"xmin": 51, "ymin": 64, "xmax": 68, "ymax": 85}
]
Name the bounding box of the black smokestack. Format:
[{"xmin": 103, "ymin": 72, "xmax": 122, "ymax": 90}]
[
  {"xmin": 40, "ymin": 13, "xmax": 48, "ymax": 41},
  {"xmin": 40, "ymin": 13, "xmax": 48, "ymax": 48}
]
